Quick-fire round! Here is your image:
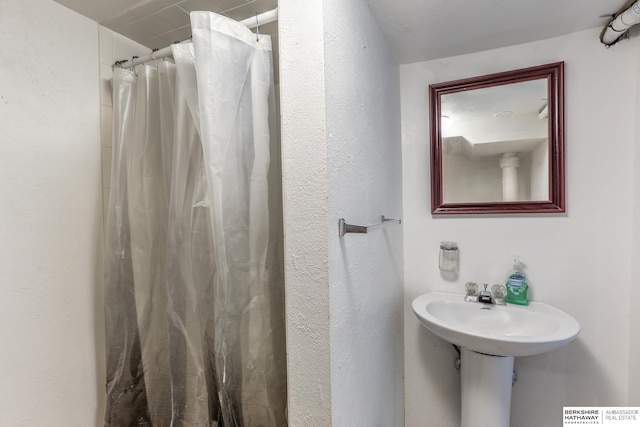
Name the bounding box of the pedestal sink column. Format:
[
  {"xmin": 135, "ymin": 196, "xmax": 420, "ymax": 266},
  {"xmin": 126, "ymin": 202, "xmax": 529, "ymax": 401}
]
[{"xmin": 460, "ymin": 348, "xmax": 514, "ymax": 427}]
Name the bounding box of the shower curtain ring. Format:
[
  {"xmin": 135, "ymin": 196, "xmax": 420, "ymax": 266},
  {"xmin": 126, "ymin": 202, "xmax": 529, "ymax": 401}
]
[
  {"xmin": 255, "ymin": 12, "xmax": 260, "ymax": 42},
  {"xmin": 151, "ymin": 49, "xmax": 158, "ymax": 69},
  {"xmin": 131, "ymin": 55, "xmax": 139, "ymax": 75}
]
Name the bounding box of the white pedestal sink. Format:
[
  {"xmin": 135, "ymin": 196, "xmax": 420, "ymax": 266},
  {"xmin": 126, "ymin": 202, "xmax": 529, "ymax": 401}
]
[{"xmin": 412, "ymin": 291, "xmax": 580, "ymax": 427}]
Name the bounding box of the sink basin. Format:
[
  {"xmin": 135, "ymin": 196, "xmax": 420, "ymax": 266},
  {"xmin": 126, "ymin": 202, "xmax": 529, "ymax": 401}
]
[
  {"xmin": 413, "ymin": 291, "xmax": 580, "ymax": 426},
  {"xmin": 412, "ymin": 291, "xmax": 580, "ymax": 357}
]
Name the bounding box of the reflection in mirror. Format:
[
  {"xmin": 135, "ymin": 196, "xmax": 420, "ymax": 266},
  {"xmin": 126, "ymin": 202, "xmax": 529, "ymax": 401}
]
[
  {"xmin": 430, "ymin": 62, "xmax": 564, "ymax": 214},
  {"xmin": 442, "ymin": 79, "xmax": 548, "ymax": 203}
]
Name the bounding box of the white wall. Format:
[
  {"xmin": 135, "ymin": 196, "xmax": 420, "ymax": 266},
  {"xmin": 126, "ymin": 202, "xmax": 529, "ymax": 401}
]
[
  {"xmin": 0, "ymin": 0, "xmax": 103, "ymax": 425},
  {"xmin": 280, "ymin": 0, "xmax": 404, "ymax": 425},
  {"xmin": 630, "ymin": 37, "xmax": 640, "ymax": 406},
  {"xmin": 324, "ymin": 0, "xmax": 404, "ymax": 426},
  {"xmin": 443, "ymin": 153, "xmax": 503, "ymax": 202},
  {"xmin": 530, "ymin": 140, "xmax": 549, "ymax": 201},
  {"xmin": 279, "ymin": 0, "xmax": 332, "ymax": 424},
  {"xmin": 401, "ymin": 29, "xmax": 637, "ymax": 426}
]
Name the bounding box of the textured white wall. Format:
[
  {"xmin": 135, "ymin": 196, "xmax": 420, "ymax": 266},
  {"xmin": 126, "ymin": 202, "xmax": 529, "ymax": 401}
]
[
  {"xmin": 280, "ymin": 0, "xmax": 404, "ymax": 425},
  {"xmin": 279, "ymin": 0, "xmax": 332, "ymax": 425},
  {"xmin": 324, "ymin": 0, "xmax": 404, "ymax": 426},
  {"xmin": 401, "ymin": 29, "xmax": 637, "ymax": 427},
  {"xmin": 0, "ymin": 0, "xmax": 103, "ymax": 425}
]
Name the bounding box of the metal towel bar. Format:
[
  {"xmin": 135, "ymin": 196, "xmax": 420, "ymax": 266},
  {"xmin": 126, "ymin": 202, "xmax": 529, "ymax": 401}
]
[{"xmin": 338, "ymin": 216, "xmax": 401, "ymax": 238}]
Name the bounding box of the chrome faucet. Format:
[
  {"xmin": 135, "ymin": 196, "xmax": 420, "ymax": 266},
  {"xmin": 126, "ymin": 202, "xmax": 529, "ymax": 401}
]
[
  {"xmin": 464, "ymin": 283, "xmax": 506, "ymax": 305},
  {"xmin": 478, "ymin": 284, "xmax": 493, "ymax": 303}
]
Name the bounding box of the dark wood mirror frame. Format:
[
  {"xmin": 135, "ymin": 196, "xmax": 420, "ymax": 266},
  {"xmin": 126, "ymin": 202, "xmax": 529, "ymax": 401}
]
[{"xmin": 430, "ymin": 62, "xmax": 565, "ymax": 215}]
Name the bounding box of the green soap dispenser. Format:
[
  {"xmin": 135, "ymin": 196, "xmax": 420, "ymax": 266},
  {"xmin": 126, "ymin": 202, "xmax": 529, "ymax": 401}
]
[{"xmin": 505, "ymin": 257, "xmax": 528, "ymax": 305}]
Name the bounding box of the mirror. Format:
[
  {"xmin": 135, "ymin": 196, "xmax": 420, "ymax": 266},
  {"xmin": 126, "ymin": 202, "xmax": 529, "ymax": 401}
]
[{"xmin": 430, "ymin": 62, "xmax": 565, "ymax": 214}]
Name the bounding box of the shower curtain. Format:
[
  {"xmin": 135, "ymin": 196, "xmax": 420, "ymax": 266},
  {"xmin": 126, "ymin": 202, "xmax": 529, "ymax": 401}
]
[{"xmin": 103, "ymin": 11, "xmax": 287, "ymax": 427}]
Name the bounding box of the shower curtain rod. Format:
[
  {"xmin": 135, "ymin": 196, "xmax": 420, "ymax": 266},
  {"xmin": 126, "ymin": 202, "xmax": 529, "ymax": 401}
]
[{"xmin": 113, "ymin": 7, "xmax": 278, "ymax": 69}]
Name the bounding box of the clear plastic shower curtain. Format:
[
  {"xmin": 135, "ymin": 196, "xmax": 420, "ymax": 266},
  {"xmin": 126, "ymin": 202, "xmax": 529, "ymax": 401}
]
[{"xmin": 104, "ymin": 11, "xmax": 286, "ymax": 427}]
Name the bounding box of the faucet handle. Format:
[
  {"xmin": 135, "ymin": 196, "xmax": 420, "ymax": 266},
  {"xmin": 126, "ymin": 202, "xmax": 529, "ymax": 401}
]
[
  {"xmin": 464, "ymin": 282, "xmax": 479, "ymax": 302},
  {"xmin": 465, "ymin": 282, "xmax": 478, "ymax": 296},
  {"xmin": 491, "ymin": 284, "xmax": 506, "ymax": 298},
  {"xmin": 491, "ymin": 284, "xmax": 507, "ymax": 305}
]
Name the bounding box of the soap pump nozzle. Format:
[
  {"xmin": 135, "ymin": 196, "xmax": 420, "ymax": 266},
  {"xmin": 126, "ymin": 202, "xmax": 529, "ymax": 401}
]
[{"xmin": 512, "ymin": 256, "xmax": 526, "ymax": 273}]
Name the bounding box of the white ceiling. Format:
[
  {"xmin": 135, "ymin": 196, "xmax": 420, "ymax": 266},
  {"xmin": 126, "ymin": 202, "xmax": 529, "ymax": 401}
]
[
  {"xmin": 54, "ymin": 0, "xmax": 278, "ymax": 50},
  {"xmin": 53, "ymin": 0, "xmax": 626, "ymax": 63},
  {"xmin": 367, "ymin": 0, "xmax": 624, "ymax": 63},
  {"xmin": 441, "ymin": 79, "xmax": 548, "ymax": 146}
]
